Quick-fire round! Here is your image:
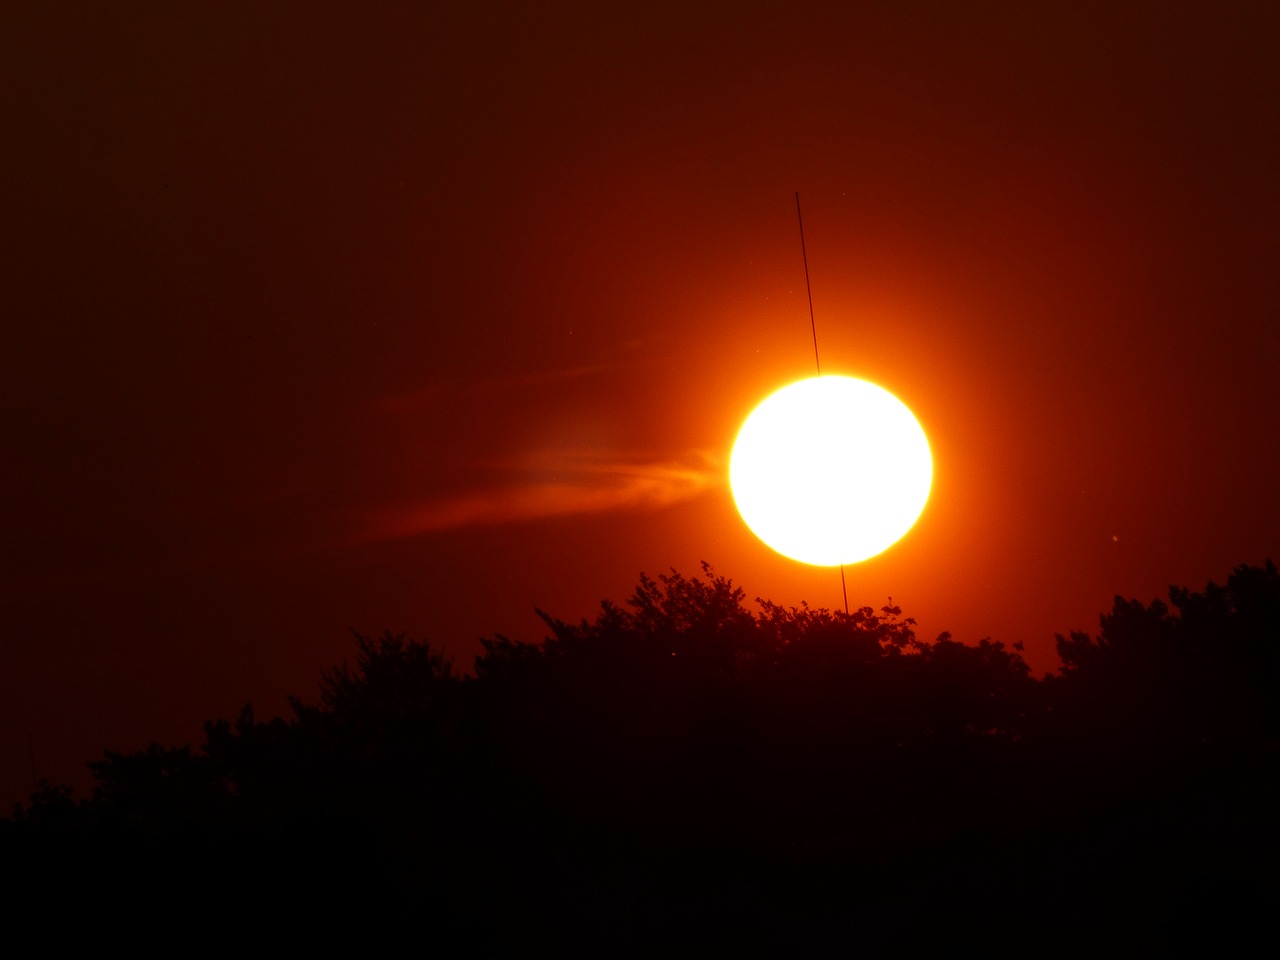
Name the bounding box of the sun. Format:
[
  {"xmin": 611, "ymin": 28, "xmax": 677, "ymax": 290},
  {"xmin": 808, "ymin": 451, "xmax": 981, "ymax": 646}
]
[{"xmin": 730, "ymin": 375, "xmax": 932, "ymax": 566}]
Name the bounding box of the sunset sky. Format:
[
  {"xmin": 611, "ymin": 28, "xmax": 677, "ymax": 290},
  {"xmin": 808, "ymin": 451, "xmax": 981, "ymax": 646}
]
[{"xmin": 4, "ymin": 1, "xmax": 1279, "ymax": 806}]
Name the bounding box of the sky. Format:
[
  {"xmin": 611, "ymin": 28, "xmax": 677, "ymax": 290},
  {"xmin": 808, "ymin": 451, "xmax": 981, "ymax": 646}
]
[{"xmin": 3, "ymin": 1, "xmax": 1279, "ymax": 808}]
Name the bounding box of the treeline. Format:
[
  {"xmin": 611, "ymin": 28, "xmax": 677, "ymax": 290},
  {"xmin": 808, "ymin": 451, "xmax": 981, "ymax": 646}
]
[{"xmin": 5, "ymin": 563, "xmax": 1278, "ymax": 953}]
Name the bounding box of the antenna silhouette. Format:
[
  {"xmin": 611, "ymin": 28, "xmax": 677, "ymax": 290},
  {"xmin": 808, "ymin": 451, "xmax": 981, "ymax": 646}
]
[
  {"xmin": 795, "ymin": 192, "xmax": 850, "ymax": 615},
  {"xmin": 796, "ymin": 193, "xmax": 821, "ymax": 376}
]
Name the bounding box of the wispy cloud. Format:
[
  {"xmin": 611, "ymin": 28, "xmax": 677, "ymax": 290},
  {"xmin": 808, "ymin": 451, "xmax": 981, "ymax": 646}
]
[
  {"xmin": 362, "ymin": 450, "xmax": 721, "ymax": 541},
  {"xmin": 378, "ymin": 361, "xmax": 633, "ymax": 413}
]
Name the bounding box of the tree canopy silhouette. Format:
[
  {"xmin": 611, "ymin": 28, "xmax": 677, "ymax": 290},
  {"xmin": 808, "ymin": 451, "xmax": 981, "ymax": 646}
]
[
  {"xmin": 4, "ymin": 562, "xmax": 1277, "ymax": 953},
  {"xmin": 1053, "ymin": 559, "xmax": 1280, "ymax": 744}
]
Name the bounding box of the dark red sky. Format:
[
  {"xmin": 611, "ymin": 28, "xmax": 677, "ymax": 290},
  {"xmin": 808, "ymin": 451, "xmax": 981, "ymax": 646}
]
[{"xmin": 4, "ymin": 2, "xmax": 1279, "ymax": 807}]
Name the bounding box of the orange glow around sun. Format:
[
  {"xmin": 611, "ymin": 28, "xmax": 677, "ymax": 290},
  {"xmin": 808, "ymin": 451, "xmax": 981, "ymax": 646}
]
[{"xmin": 730, "ymin": 375, "xmax": 932, "ymax": 566}]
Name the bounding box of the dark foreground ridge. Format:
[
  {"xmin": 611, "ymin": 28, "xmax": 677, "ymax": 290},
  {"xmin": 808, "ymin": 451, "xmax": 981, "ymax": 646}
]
[{"xmin": 5, "ymin": 563, "xmax": 1278, "ymax": 954}]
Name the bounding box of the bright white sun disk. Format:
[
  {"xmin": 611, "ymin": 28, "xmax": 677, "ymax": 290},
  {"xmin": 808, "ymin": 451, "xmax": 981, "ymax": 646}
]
[{"xmin": 729, "ymin": 376, "xmax": 932, "ymax": 565}]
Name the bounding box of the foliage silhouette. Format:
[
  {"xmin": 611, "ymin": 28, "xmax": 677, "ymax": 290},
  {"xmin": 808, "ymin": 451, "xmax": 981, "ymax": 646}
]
[
  {"xmin": 1053, "ymin": 559, "xmax": 1280, "ymax": 744},
  {"xmin": 4, "ymin": 562, "xmax": 1277, "ymax": 953}
]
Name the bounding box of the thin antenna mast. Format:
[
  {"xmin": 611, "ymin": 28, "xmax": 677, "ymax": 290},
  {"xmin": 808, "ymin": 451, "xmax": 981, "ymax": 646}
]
[
  {"xmin": 795, "ymin": 193, "xmax": 821, "ymax": 376},
  {"xmin": 794, "ymin": 192, "xmax": 850, "ymax": 615}
]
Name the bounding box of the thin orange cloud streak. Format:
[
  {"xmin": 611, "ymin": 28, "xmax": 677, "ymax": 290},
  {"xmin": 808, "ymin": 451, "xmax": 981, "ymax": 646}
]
[
  {"xmin": 363, "ymin": 451, "xmax": 721, "ymax": 540},
  {"xmin": 378, "ymin": 358, "xmax": 642, "ymax": 412}
]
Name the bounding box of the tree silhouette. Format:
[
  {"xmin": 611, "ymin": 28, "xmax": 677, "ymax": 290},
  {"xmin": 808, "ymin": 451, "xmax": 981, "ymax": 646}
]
[
  {"xmin": 4, "ymin": 562, "xmax": 1277, "ymax": 953},
  {"xmin": 1053, "ymin": 560, "xmax": 1280, "ymax": 744}
]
